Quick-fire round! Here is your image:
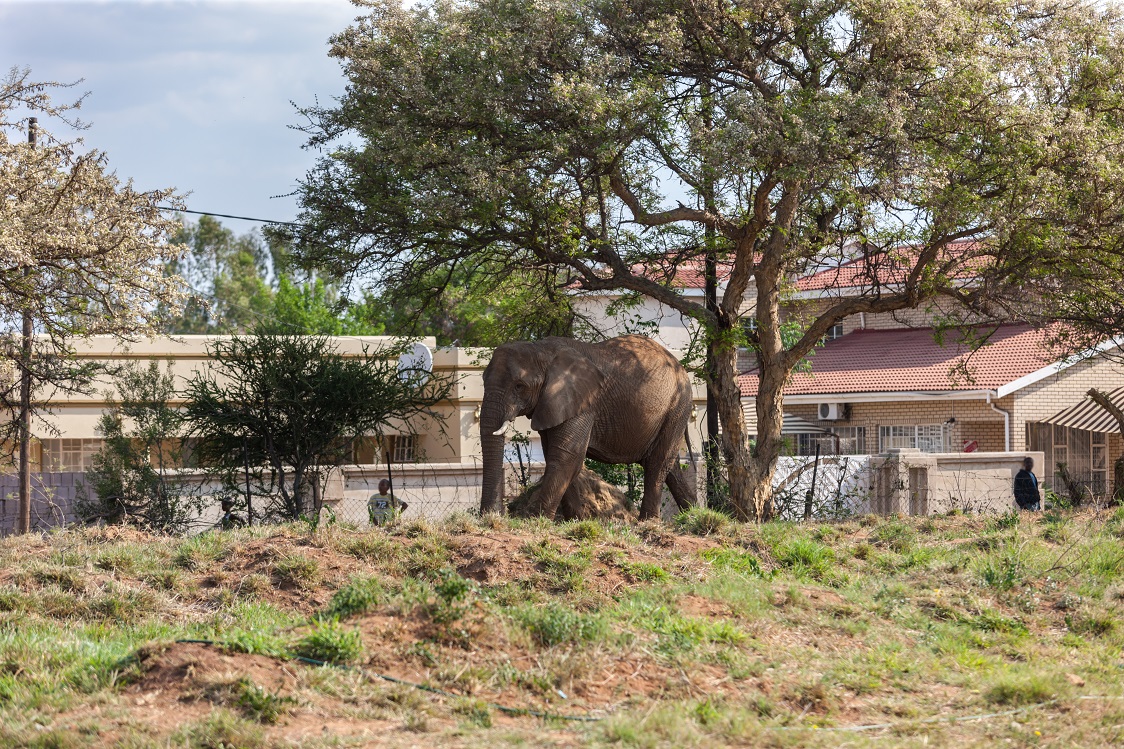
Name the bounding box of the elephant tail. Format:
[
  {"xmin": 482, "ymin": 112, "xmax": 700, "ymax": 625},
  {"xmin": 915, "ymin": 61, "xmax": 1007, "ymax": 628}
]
[{"xmin": 684, "ymin": 428, "xmax": 697, "ymax": 469}]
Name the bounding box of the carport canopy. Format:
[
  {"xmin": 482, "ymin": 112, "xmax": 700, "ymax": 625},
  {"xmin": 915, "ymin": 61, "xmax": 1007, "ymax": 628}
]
[
  {"xmin": 782, "ymin": 414, "xmax": 830, "ymax": 434},
  {"xmin": 1038, "ymin": 386, "xmax": 1124, "ymax": 433}
]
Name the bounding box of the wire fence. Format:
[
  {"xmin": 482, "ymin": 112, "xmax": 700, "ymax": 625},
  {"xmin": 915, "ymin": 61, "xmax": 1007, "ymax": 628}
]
[{"xmin": 1, "ymin": 450, "xmax": 1111, "ymax": 537}]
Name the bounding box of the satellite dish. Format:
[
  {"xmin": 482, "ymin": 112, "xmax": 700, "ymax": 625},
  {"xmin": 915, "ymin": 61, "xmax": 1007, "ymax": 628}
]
[{"xmin": 397, "ymin": 343, "xmax": 433, "ymax": 384}]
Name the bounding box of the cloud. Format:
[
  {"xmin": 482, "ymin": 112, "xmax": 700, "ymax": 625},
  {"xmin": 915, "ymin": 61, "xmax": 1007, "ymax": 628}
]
[{"xmin": 0, "ymin": 0, "xmax": 361, "ymax": 223}]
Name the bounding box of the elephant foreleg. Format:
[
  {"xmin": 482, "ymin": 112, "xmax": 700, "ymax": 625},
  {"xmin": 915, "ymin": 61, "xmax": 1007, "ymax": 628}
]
[{"xmin": 537, "ymin": 414, "xmax": 594, "ymax": 520}]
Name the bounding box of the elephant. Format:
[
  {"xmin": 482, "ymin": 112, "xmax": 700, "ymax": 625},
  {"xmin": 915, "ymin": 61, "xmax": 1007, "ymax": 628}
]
[{"xmin": 479, "ymin": 335, "xmax": 697, "ymax": 520}]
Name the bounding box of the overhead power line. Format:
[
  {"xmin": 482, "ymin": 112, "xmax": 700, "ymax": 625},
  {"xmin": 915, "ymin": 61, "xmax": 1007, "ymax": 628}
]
[{"xmin": 157, "ymin": 206, "xmax": 307, "ymax": 228}]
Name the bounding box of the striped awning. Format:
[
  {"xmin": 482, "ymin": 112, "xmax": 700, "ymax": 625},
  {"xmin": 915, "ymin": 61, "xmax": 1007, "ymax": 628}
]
[
  {"xmin": 1039, "ymin": 386, "xmax": 1124, "ymax": 433},
  {"xmin": 782, "ymin": 414, "xmax": 829, "ymax": 435}
]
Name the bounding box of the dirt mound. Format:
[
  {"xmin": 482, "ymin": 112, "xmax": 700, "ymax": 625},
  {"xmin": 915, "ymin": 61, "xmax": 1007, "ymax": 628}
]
[
  {"xmin": 508, "ymin": 467, "xmax": 636, "ymax": 521},
  {"xmin": 131, "ymin": 641, "xmax": 295, "ymax": 696}
]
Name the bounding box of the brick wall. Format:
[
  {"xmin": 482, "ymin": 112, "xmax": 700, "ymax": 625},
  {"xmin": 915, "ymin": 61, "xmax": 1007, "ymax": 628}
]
[{"xmin": 743, "ymin": 398, "xmax": 1007, "ymax": 454}]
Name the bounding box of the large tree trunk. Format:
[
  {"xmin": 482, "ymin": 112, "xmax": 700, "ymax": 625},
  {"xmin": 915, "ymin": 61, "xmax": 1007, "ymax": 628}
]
[{"xmin": 479, "ymin": 397, "xmax": 508, "ymax": 514}]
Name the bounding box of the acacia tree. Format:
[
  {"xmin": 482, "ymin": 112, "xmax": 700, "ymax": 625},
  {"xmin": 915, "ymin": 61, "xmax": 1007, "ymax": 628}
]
[
  {"xmin": 292, "ymin": 0, "xmax": 1124, "ymax": 520},
  {"xmin": 0, "ymin": 67, "xmax": 185, "ymax": 454}
]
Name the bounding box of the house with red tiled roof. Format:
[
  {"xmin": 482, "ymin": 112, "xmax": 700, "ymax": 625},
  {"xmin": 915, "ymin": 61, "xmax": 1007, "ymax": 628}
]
[
  {"xmin": 575, "ymin": 243, "xmax": 1124, "ymax": 497},
  {"xmin": 738, "ymin": 319, "xmax": 1124, "ymax": 497}
]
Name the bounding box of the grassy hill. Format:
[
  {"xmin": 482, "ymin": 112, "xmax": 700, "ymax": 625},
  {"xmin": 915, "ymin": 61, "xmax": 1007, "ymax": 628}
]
[{"xmin": 0, "ymin": 507, "xmax": 1122, "ymax": 747}]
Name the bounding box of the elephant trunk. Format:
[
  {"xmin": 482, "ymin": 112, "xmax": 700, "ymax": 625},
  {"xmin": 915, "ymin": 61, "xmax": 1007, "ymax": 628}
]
[{"xmin": 479, "ymin": 397, "xmax": 511, "ymax": 514}]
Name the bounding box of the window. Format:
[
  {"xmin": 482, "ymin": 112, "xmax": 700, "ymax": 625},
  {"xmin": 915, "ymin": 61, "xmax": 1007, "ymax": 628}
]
[
  {"xmin": 383, "ymin": 435, "xmax": 417, "ymax": 463},
  {"xmin": 878, "ymin": 425, "xmax": 945, "ymax": 453},
  {"xmin": 825, "ymin": 321, "xmax": 845, "ymax": 341},
  {"xmin": 796, "ymin": 426, "xmax": 866, "ymax": 456},
  {"xmin": 41, "ymin": 439, "xmax": 101, "ymax": 471}
]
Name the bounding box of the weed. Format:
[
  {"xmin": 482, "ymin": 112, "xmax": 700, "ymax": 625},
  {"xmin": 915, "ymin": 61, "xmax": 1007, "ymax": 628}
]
[
  {"xmin": 173, "ymin": 534, "xmax": 229, "ymax": 571},
  {"xmin": 514, "ymin": 604, "xmax": 607, "ymax": 647},
  {"xmin": 674, "ymin": 507, "xmax": 730, "ymax": 536},
  {"xmin": 324, "ymin": 575, "xmax": 382, "ymax": 619},
  {"xmin": 403, "ymin": 536, "xmax": 451, "ymax": 579},
  {"xmin": 967, "ymin": 611, "xmax": 1028, "ymax": 635},
  {"xmin": 293, "ymin": 619, "xmax": 362, "ymax": 664},
  {"xmin": 142, "ymin": 570, "xmax": 184, "ymax": 592},
  {"xmin": 700, "ymin": 547, "xmax": 765, "ymax": 577},
  {"xmin": 427, "ymin": 568, "xmax": 475, "ymax": 628},
  {"xmin": 978, "ymin": 545, "xmax": 1024, "ymax": 590},
  {"xmin": 236, "ymin": 573, "xmax": 272, "ymax": 599},
  {"xmin": 442, "ymin": 511, "xmax": 480, "ymax": 535},
  {"xmin": 223, "ymin": 630, "xmax": 290, "ymax": 659},
  {"xmin": 271, "ymin": 553, "xmax": 320, "ymax": 588},
  {"xmin": 1066, "ymin": 612, "xmax": 1116, "ymax": 637},
  {"xmin": 987, "ymin": 511, "xmax": 1020, "ymax": 532},
  {"xmin": 22, "ymin": 565, "xmax": 84, "ymax": 592}
]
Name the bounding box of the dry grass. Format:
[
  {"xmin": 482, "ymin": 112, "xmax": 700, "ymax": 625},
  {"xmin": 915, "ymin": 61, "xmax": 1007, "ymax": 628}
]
[{"xmin": 0, "ymin": 507, "xmax": 1120, "ymax": 747}]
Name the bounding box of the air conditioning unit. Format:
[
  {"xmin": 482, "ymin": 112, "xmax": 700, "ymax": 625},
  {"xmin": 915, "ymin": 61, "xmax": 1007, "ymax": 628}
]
[{"xmin": 818, "ymin": 402, "xmax": 847, "ymax": 421}]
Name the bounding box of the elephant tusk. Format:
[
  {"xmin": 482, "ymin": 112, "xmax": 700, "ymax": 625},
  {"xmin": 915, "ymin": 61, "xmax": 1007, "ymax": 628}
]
[{"xmin": 492, "ymin": 420, "xmax": 511, "ymax": 436}]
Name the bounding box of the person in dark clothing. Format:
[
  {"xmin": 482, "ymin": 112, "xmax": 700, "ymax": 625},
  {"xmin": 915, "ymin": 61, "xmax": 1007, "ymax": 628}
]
[{"xmin": 1014, "ymin": 457, "xmax": 1040, "ymax": 511}]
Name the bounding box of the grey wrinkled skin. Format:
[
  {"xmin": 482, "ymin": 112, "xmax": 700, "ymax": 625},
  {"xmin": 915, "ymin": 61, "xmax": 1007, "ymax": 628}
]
[{"xmin": 479, "ymin": 335, "xmax": 696, "ymax": 520}]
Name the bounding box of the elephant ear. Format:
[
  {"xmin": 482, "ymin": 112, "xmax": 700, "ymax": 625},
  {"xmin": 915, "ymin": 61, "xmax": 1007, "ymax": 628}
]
[{"xmin": 530, "ymin": 348, "xmax": 605, "ymax": 432}]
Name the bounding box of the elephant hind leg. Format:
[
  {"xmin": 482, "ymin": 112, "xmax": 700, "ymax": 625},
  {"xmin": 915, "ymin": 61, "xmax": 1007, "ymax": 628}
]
[
  {"xmin": 639, "ymin": 422, "xmax": 690, "ymax": 520},
  {"xmin": 666, "ymin": 463, "xmax": 696, "ymax": 512}
]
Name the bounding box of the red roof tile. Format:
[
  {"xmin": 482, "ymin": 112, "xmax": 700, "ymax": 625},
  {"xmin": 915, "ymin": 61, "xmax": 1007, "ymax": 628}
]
[
  {"xmin": 796, "ymin": 240, "xmax": 985, "ymax": 292},
  {"xmin": 738, "ymin": 324, "xmax": 1053, "ymax": 397}
]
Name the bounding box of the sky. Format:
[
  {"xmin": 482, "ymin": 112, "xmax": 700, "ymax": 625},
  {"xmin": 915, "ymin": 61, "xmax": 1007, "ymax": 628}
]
[{"xmin": 1, "ymin": 0, "xmax": 362, "ymax": 229}]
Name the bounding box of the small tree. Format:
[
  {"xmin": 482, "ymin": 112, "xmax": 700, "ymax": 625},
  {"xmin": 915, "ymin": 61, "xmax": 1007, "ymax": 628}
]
[
  {"xmin": 76, "ymin": 361, "xmax": 199, "ymax": 532},
  {"xmin": 182, "ymin": 328, "xmax": 450, "ymax": 521}
]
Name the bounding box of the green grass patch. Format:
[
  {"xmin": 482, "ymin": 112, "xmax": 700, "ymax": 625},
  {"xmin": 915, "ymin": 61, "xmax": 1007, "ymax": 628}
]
[
  {"xmin": 292, "ymin": 619, "xmax": 362, "ymax": 664},
  {"xmin": 323, "ymin": 575, "xmax": 382, "ymax": 620},
  {"xmin": 513, "ymin": 603, "xmax": 607, "ymax": 647},
  {"xmin": 700, "ymin": 547, "xmax": 765, "ymax": 577}
]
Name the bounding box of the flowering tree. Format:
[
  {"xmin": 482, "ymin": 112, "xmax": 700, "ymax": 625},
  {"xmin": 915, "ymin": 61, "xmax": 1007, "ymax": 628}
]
[
  {"xmin": 292, "ymin": 0, "xmax": 1124, "ymax": 521},
  {"xmin": 0, "ymin": 67, "xmax": 185, "ymax": 454}
]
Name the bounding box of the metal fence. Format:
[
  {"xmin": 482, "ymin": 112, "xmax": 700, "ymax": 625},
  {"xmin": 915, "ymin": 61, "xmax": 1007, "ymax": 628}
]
[{"xmin": 1, "ymin": 449, "xmax": 1098, "ymax": 537}]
